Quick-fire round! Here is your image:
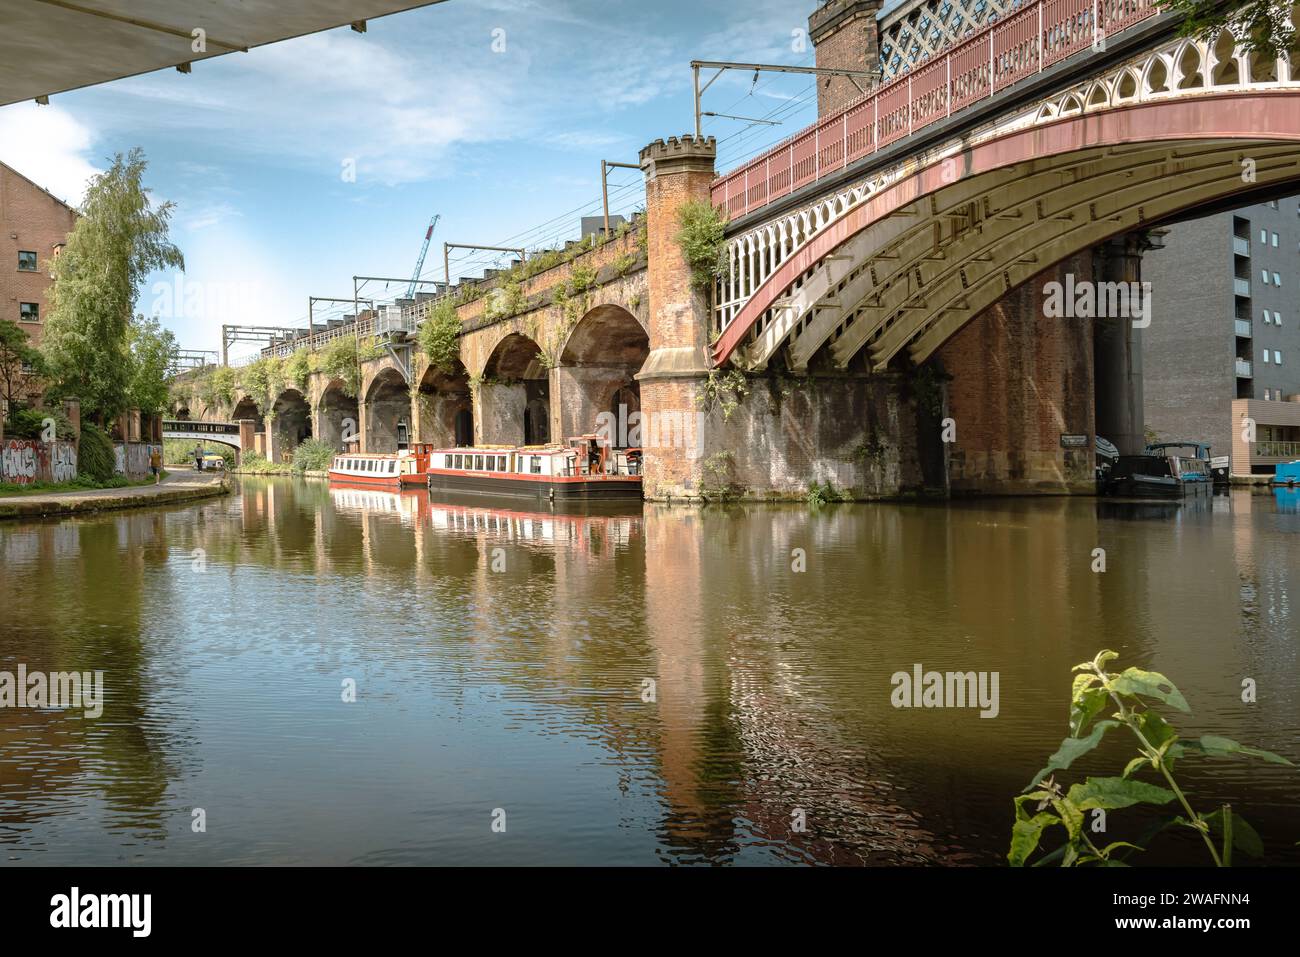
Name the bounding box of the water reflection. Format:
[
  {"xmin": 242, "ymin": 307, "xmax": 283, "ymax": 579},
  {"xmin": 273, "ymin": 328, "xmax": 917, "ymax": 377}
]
[{"xmin": 0, "ymin": 482, "xmax": 1296, "ymax": 865}]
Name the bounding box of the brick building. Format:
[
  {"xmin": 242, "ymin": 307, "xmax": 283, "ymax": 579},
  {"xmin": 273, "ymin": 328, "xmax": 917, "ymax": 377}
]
[
  {"xmin": 1143, "ymin": 195, "xmax": 1300, "ymax": 474},
  {"xmin": 1, "ymin": 159, "xmax": 78, "ymax": 406}
]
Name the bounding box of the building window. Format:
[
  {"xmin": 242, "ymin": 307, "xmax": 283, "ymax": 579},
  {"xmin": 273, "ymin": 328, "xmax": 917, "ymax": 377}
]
[
  {"xmin": 1262, "ymin": 269, "xmax": 1270, "ymax": 284},
  {"xmin": 1272, "ymin": 232, "xmax": 1279, "ymax": 247},
  {"xmin": 1264, "ymin": 351, "xmax": 1271, "ymax": 363},
  {"xmin": 19, "ymin": 302, "xmax": 39, "ymax": 322},
  {"xmin": 1278, "ymin": 351, "xmax": 1284, "ymax": 365},
  {"xmin": 1265, "ymin": 388, "xmax": 1272, "ymax": 400},
  {"xmin": 1273, "ymin": 271, "xmax": 1281, "ymax": 285},
  {"xmin": 17, "ymin": 250, "xmax": 37, "ymax": 271},
  {"xmin": 1263, "ymin": 310, "xmax": 1271, "ymax": 324},
  {"xmin": 1260, "ymin": 228, "xmax": 1267, "ymax": 243}
]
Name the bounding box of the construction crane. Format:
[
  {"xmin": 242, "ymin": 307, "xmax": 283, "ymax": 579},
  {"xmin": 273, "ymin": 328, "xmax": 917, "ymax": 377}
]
[{"xmin": 406, "ymin": 213, "xmax": 441, "ymax": 300}]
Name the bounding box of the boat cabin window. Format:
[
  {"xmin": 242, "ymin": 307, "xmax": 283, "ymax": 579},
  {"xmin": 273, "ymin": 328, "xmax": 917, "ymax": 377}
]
[
  {"xmin": 530, "ymin": 456, "xmax": 542, "ymax": 474},
  {"xmin": 497, "ymin": 455, "xmax": 507, "ymax": 472},
  {"xmin": 452, "ymin": 454, "xmax": 461, "ymax": 469},
  {"xmin": 474, "ymin": 454, "xmax": 484, "ymax": 470}
]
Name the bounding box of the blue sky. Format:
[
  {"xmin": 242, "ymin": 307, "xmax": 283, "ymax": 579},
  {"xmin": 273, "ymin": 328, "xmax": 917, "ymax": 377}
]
[{"xmin": 0, "ymin": 0, "xmax": 827, "ymax": 360}]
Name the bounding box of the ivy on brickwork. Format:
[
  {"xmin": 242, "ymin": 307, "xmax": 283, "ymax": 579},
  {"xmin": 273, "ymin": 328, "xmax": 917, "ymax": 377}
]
[{"xmin": 674, "ymin": 199, "xmax": 728, "ymax": 290}]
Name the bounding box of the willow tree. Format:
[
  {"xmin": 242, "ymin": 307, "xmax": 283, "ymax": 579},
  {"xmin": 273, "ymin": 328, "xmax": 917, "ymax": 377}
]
[{"xmin": 42, "ymin": 148, "xmax": 184, "ymax": 423}]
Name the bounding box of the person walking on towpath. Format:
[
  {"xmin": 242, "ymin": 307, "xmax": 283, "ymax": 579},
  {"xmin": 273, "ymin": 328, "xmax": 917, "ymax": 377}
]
[{"xmin": 150, "ymin": 447, "xmax": 163, "ymax": 484}]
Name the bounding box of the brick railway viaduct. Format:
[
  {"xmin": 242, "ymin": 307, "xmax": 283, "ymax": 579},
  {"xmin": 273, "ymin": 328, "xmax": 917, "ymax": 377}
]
[{"xmin": 171, "ymin": 0, "xmax": 1300, "ymax": 501}]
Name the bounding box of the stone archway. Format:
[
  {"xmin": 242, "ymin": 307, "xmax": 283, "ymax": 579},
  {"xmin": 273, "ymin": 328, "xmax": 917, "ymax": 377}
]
[
  {"xmin": 364, "ymin": 368, "xmax": 410, "ymax": 453},
  {"xmin": 556, "ymin": 303, "xmax": 649, "ymax": 446},
  {"xmin": 232, "ymin": 396, "xmax": 264, "ymax": 432},
  {"xmin": 479, "ymin": 332, "xmax": 548, "ymax": 445},
  {"xmin": 270, "ymin": 388, "xmax": 311, "ymax": 463},
  {"xmin": 317, "ymin": 379, "xmax": 359, "ymax": 450},
  {"xmin": 415, "ymin": 359, "xmax": 473, "ymax": 447}
]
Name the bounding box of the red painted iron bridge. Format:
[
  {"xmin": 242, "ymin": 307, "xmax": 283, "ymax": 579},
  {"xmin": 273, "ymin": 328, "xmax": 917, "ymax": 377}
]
[{"xmin": 711, "ymin": 0, "xmax": 1162, "ymax": 221}]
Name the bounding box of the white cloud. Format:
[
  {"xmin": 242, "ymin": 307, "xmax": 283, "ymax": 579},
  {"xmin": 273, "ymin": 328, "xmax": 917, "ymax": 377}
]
[{"xmin": 0, "ymin": 102, "xmax": 99, "ymax": 205}]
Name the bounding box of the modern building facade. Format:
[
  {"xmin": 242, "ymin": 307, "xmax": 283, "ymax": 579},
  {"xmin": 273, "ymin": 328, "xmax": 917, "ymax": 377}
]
[
  {"xmin": 1, "ymin": 159, "xmax": 77, "ymax": 404},
  {"xmin": 1143, "ymin": 194, "xmax": 1300, "ymax": 474}
]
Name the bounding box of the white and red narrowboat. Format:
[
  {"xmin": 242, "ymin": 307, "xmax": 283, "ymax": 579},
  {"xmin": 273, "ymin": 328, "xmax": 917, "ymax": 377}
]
[
  {"xmin": 328, "ymin": 443, "xmax": 438, "ymax": 490},
  {"xmin": 426, "ymin": 435, "xmax": 642, "ymax": 501}
]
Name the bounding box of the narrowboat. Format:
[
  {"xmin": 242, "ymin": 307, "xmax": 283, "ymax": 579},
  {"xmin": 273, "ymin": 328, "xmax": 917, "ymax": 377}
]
[
  {"xmin": 1103, "ymin": 441, "xmax": 1212, "ymax": 498},
  {"xmin": 328, "ymin": 443, "xmax": 438, "ymax": 490},
  {"xmin": 426, "ymin": 435, "xmax": 642, "ymax": 501}
]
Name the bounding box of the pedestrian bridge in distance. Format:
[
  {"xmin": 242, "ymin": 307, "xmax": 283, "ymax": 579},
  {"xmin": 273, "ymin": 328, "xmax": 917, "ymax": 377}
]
[{"xmin": 162, "ymin": 420, "xmax": 242, "ymax": 450}]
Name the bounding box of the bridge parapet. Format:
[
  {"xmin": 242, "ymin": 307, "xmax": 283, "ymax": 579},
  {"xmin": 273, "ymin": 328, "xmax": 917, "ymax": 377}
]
[{"xmin": 713, "ymin": 0, "xmax": 1160, "ymax": 222}]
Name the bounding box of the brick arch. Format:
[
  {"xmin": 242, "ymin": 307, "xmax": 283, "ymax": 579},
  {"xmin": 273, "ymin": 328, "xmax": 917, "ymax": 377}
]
[
  {"xmin": 559, "ymin": 303, "xmax": 649, "ymax": 367},
  {"xmin": 363, "ymin": 367, "xmax": 410, "ymax": 452},
  {"xmin": 554, "ymin": 303, "xmax": 650, "ymax": 445},
  {"xmin": 316, "ymin": 377, "xmax": 359, "ymax": 451},
  {"xmin": 415, "ymin": 359, "xmax": 473, "ymax": 447},
  {"xmin": 478, "ymin": 329, "xmax": 546, "ymax": 381}
]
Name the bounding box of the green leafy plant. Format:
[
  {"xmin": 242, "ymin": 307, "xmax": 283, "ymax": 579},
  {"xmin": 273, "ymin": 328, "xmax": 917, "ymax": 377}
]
[
  {"xmin": 418, "ymin": 299, "xmax": 463, "ymax": 375},
  {"xmin": 696, "ymin": 368, "xmax": 749, "ymax": 421},
  {"xmin": 1011, "ymin": 650, "xmax": 1294, "ymax": 867},
  {"xmin": 318, "ymin": 337, "xmax": 364, "ymax": 397},
  {"xmin": 611, "ymin": 253, "xmax": 637, "ymax": 277},
  {"xmin": 674, "ymin": 199, "xmax": 728, "ymax": 289},
  {"xmin": 239, "ymin": 355, "xmax": 284, "ymax": 415},
  {"xmin": 566, "ymin": 263, "xmax": 598, "ymax": 296},
  {"xmin": 1167, "ymin": 0, "xmax": 1296, "ymax": 60},
  {"xmin": 4, "ymin": 407, "xmax": 75, "ymax": 440},
  {"xmin": 0, "ymin": 318, "xmax": 47, "ymax": 410},
  {"xmin": 283, "ymin": 348, "xmax": 315, "ymax": 391},
  {"xmin": 701, "ymin": 450, "xmax": 744, "ymax": 502},
  {"xmin": 77, "ymin": 422, "xmax": 116, "ymax": 482},
  {"xmin": 291, "ymin": 437, "xmax": 336, "ymax": 473},
  {"xmin": 484, "ymin": 278, "xmax": 528, "ymax": 321},
  {"xmin": 806, "ymin": 480, "xmax": 848, "ymax": 507}
]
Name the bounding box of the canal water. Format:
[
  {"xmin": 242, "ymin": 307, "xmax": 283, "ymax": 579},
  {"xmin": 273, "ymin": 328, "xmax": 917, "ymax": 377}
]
[{"xmin": 1, "ymin": 479, "xmax": 1297, "ymax": 866}]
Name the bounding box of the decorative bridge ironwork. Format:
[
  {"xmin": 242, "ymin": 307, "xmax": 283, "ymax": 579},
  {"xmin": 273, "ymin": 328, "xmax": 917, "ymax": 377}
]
[
  {"xmin": 880, "ymin": 0, "xmax": 1023, "ymax": 83},
  {"xmin": 706, "ymin": 6, "xmax": 1300, "ymax": 373},
  {"xmin": 712, "ymin": 0, "xmax": 1160, "ymax": 222}
]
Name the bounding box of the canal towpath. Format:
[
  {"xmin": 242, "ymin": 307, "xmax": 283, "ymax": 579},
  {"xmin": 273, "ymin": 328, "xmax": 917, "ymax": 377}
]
[{"xmin": 0, "ymin": 468, "xmax": 229, "ymax": 522}]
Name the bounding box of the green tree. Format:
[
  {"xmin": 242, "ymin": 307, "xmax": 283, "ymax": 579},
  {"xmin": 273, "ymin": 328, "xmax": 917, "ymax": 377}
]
[
  {"xmin": 1169, "ymin": 0, "xmax": 1297, "ymax": 59},
  {"xmin": 0, "ymin": 318, "xmax": 47, "ymax": 411},
  {"xmin": 42, "ymin": 148, "xmax": 184, "ymax": 423},
  {"xmin": 125, "ymin": 314, "xmax": 178, "ymax": 414}
]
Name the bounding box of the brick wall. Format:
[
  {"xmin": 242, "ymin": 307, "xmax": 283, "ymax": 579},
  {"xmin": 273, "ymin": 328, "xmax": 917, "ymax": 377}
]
[
  {"xmin": 0, "ymin": 162, "xmax": 77, "ymax": 356},
  {"xmin": 937, "ymin": 252, "xmax": 1097, "ymax": 494},
  {"xmin": 809, "ymin": 0, "xmax": 882, "ymax": 117}
]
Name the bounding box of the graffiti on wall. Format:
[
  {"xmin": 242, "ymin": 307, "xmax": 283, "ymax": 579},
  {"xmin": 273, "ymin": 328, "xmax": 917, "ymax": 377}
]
[
  {"xmin": 113, "ymin": 442, "xmax": 160, "ymax": 479},
  {"xmin": 1, "ymin": 439, "xmax": 78, "ymax": 485},
  {"xmin": 2, "ymin": 440, "xmax": 38, "ymax": 483},
  {"xmin": 50, "ymin": 442, "xmax": 77, "ymax": 483}
]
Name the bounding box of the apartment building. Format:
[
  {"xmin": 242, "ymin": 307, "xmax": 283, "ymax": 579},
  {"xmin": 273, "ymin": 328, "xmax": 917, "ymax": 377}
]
[
  {"xmin": 1, "ymin": 159, "xmax": 77, "ymax": 405},
  {"xmin": 1143, "ymin": 194, "xmax": 1300, "ymax": 475}
]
